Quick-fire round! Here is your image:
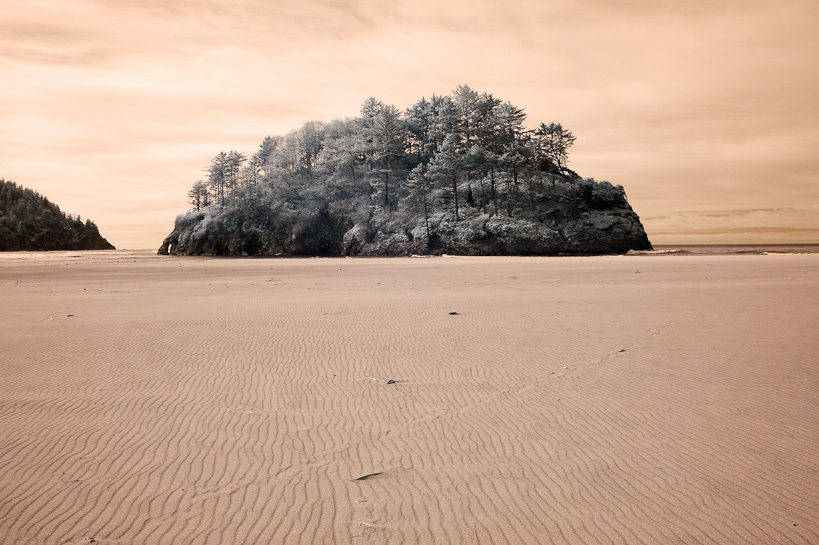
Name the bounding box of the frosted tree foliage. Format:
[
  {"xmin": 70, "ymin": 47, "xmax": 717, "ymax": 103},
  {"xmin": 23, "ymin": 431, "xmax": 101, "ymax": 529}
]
[{"xmin": 186, "ymin": 84, "xmax": 576, "ymax": 221}]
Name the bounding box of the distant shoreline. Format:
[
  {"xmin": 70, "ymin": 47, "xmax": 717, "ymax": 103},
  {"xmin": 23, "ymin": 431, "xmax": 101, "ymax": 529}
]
[{"xmin": 641, "ymin": 243, "xmax": 819, "ymax": 255}]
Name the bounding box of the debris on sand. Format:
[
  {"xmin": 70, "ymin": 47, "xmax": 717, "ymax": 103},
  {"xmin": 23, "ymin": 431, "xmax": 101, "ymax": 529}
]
[{"xmin": 351, "ymin": 472, "xmax": 382, "ymax": 481}]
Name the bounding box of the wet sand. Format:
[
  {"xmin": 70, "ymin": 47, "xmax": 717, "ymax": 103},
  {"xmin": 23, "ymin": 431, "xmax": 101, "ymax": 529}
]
[{"xmin": 1, "ymin": 251, "xmax": 817, "ymax": 544}]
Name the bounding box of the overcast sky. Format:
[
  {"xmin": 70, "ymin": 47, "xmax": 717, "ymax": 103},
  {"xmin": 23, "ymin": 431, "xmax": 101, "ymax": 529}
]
[{"xmin": 2, "ymin": 0, "xmax": 817, "ymax": 249}]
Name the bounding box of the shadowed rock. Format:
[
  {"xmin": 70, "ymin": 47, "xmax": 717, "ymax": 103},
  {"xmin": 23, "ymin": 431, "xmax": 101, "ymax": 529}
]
[{"xmin": 159, "ymin": 178, "xmax": 650, "ymax": 256}]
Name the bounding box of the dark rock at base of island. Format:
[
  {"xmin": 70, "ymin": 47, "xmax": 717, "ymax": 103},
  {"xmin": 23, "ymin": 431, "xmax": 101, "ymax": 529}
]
[
  {"xmin": 0, "ymin": 179, "xmax": 115, "ymax": 251},
  {"xmin": 158, "ymin": 177, "xmax": 651, "ymax": 257}
]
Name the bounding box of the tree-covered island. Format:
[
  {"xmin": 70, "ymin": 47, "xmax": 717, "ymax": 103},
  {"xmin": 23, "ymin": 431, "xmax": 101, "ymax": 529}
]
[
  {"xmin": 159, "ymin": 85, "xmax": 651, "ymax": 256},
  {"xmin": 0, "ymin": 179, "xmax": 114, "ymax": 251}
]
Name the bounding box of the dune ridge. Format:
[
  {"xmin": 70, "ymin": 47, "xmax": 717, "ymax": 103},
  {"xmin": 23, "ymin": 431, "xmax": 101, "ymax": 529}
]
[{"xmin": 1, "ymin": 253, "xmax": 817, "ymax": 544}]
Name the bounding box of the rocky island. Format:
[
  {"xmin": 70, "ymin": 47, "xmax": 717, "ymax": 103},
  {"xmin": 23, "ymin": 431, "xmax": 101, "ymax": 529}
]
[
  {"xmin": 0, "ymin": 179, "xmax": 115, "ymax": 251},
  {"xmin": 159, "ymin": 86, "xmax": 650, "ymax": 256}
]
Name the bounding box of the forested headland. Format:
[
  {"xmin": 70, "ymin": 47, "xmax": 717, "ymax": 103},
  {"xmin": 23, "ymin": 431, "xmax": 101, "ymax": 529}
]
[
  {"xmin": 0, "ymin": 179, "xmax": 114, "ymax": 251},
  {"xmin": 159, "ymin": 85, "xmax": 651, "ymax": 256}
]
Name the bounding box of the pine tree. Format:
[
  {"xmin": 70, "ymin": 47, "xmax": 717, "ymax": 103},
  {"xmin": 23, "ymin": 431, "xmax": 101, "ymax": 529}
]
[
  {"xmin": 407, "ymin": 163, "xmax": 432, "ymax": 238},
  {"xmin": 427, "ymin": 134, "xmax": 462, "ymax": 220}
]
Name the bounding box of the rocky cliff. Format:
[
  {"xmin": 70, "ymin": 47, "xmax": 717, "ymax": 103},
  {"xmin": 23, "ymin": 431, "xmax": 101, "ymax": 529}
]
[{"xmin": 158, "ymin": 177, "xmax": 650, "ymax": 256}]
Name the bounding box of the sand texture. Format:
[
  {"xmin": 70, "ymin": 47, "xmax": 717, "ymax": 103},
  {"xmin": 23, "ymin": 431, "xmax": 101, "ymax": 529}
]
[{"xmin": 1, "ymin": 252, "xmax": 817, "ymax": 544}]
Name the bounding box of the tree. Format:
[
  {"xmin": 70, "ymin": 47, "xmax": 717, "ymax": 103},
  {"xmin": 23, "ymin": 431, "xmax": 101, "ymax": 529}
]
[
  {"xmin": 296, "ymin": 122, "xmax": 324, "ymax": 180},
  {"xmin": 253, "ymin": 136, "xmax": 282, "ymax": 178},
  {"xmin": 427, "ymin": 134, "xmax": 462, "ymax": 220},
  {"xmin": 187, "ymin": 180, "xmax": 209, "ymax": 211},
  {"xmin": 453, "ymin": 84, "xmax": 480, "ymax": 152},
  {"xmin": 462, "ymin": 92, "xmax": 505, "ymax": 215},
  {"xmin": 432, "ymin": 94, "xmax": 460, "ymax": 150},
  {"xmin": 356, "ymin": 97, "xmax": 384, "ymax": 169},
  {"xmin": 319, "ymin": 118, "xmax": 362, "ymax": 188},
  {"xmin": 494, "ymin": 102, "xmax": 528, "ymax": 216},
  {"xmin": 453, "ymin": 84, "xmax": 485, "ymax": 210},
  {"xmin": 359, "ymin": 96, "xmax": 384, "ymax": 122},
  {"xmin": 225, "ymin": 150, "xmax": 246, "ymax": 194},
  {"xmin": 404, "ymin": 97, "xmax": 434, "ymax": 164},
  {"xmin": 407, "ymin": 163, "xmax": 432, "ymax": 238},
  {"xmin": 535, "ymin": 122, "xmax": 576, "ymax": 172},
  {"xmin": 371, "ymin": 104, "xmax": 405, "ymax": 207},
  {"xmin": 208, "ymin": 152, "xmax": 228, "ymax": 206}
]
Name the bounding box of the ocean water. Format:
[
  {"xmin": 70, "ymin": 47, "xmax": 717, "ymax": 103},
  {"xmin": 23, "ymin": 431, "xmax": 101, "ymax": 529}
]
[{"xmin": 633, "ymin": 244, "xmax": 819, "ymax": 256}]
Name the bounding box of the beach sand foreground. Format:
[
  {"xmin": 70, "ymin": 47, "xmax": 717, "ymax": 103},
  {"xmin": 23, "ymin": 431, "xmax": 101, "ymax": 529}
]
[{"xmin": 1, "ymin": 252, "xmax": 817, "ymax": 544}]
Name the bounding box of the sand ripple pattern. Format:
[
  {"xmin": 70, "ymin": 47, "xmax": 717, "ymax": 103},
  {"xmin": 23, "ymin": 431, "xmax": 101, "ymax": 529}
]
[{"xmin": 1, "ymin": 253, "xmax": 817, "ymax": 544}]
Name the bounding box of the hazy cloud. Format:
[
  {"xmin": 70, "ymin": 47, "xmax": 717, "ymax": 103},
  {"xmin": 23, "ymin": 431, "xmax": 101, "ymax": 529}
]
[{"xmin": 1, "ymin": 0, "xmax": 817, "ymax": 247}]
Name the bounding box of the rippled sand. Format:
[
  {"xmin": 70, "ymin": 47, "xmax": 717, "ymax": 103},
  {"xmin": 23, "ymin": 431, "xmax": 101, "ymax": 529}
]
[{"xmin": 1, "ymin": 251, "xmax": 817, "ymax": 544}]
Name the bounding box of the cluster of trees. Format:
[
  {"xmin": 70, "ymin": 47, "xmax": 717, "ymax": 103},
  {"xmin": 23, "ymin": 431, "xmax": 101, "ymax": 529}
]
[
  {"xmin": 186, "ymin": 85, "xmax": 577, "ymax": 229},
  {"xmin": 0, "ymin": 179, "xmax": 114, "ymax": 251}
]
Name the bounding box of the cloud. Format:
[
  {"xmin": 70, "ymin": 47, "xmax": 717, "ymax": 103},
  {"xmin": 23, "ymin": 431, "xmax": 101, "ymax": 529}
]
[{"xmin": 1, "ymin": 0, "xmax": 817, "ymax": 248}]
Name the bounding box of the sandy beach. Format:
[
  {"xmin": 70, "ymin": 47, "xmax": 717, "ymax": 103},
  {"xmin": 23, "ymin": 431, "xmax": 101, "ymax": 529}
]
[{"xmin": 1, "ymin": 251, "xmax": 817, "ymax": 545}]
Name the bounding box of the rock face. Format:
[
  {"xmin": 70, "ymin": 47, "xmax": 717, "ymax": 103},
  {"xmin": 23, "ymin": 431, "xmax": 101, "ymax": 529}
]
[{"xmin": 158, "ymin": 178, "xmax": 651, "ymax": 256}]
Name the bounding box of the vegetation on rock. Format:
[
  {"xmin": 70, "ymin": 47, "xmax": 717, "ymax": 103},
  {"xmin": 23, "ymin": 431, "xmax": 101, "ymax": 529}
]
[
  {"xmin": 160, "ymin": 85, "xmax": 651, "ymax": 256},
  {"xmin": 0, "ymin": 179, "xmax": 115, "ymax": 251}
]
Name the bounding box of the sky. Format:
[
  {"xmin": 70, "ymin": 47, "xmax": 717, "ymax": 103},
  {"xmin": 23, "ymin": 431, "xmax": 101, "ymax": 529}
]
[{"xmin": 1, "ymin": 0, "xmax": 817, "ymax": 249}]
